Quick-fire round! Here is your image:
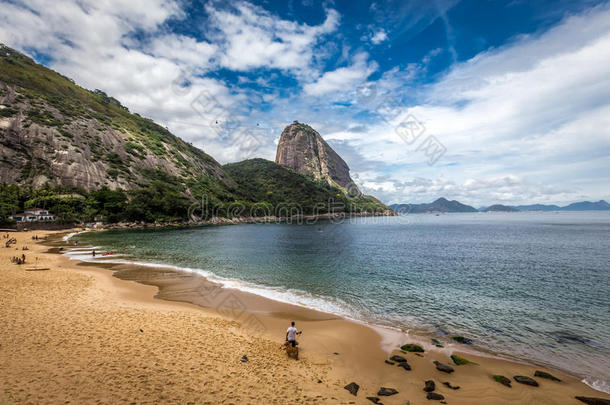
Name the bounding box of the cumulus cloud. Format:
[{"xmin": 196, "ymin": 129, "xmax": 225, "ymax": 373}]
[
  {"xmin": 205, "ymin": 1, "xmax": 339, "ymax": 72},
  {"xmin": 324, "ymin": 5, "xmax": 610, "ymax": 205},
  {"xmin": 303, "ymin": 53, "xmax": 378, "ymax": 97},
  {"xmin": 370, "ymin": 29, "xmax": 388, "ymax": 44}
]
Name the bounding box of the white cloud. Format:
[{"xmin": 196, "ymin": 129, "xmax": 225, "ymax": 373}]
[
  {"xmin": 205, "ymin": 1, "xmax": 339, "ymax": 73},
  {"xmin": 0, "ymin": 0, "xmax": 181, "ymax": 56},
  {"xmin": 324, "ymin": 5, "xmax": 610, "ymax": 205},
  {"xmin": 149, "ymin": 34, "xmax": 217, "ymax": 69},
  {"xmin": 370, "ymin": 29, "xmax": 388, "ymax": 44},
  {"xmin": 303, "ymin": 53, "xmax": 378, "ymax": 97}
]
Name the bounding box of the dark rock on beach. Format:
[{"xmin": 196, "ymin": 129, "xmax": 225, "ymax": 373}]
[
  {"xmin": 366, "ymin": 397, "xmax": 382, "ymax": 404},
  {"xmin": 377, "ymin": 387, "xmax": 398, "ymax": 396},
  {"xmin": 344, "ymin": 382, "xmax": 359, "ymax": 396},
  {"xmin": 575, "ymin": 397, "xmax": 610, "ymax": 405},
  {"xmin": 452, "ymin": 336, "xmax": 473, "ymax": 345},
  {"xmin": 450, "ymin": 354, "xmax": 476, "ymax": 365},
  {"xmin": 401, "ymin": 343, "xmax": 424, "ymax": 352},
  {"xmin": 384, "ymin": 360, "xmax": 395, "ymax": 365},
  {"xmin": 397, "ymin": 362, "xmax": 412, "ymax": 371},
  {"xmin": 493, "ymin": 375, "xmax": 512, "ymax": 387},
  {"xmin": 423, "ymin": 380, "xmax": 436, "ymax": 392},
  {"xmin": 426, "ymin": 392, "xmax": 445, "ymax": 400},
  {"xmin": 389, "ymin": 355, "xmax": 408, "ymax": 363},
  {"xmin": 534, "ymin": 370, "xmax": 561, "ymax": 382},
  {"xmin": 513, "ymin": 376, "xmax": 539, "ymax": 387},
  {"xmin": 433, "ymin": 361, "xmax": 455, "ymax": 373},
  {"xmin": 431, "ymin": 338, "xmax": 444, "ymax": 348},
  {"xmin": 442, "ymin": 381, "xmax": 460, "ymax": 390}
]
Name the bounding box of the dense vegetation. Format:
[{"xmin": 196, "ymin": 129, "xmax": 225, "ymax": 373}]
[
  {"xmin": 0, "ymin": 160, "xmax": 389, "ymax": 225},
  {"xmin": 0, "ymin": 180, "xmax": 190, "ymax": 225},
  {"xmin": 223, "ymin": 159, "xmax": 389, "ymax": 216}
]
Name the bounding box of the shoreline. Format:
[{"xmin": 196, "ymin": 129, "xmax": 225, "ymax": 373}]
[
  {"xmin": 2, "ymin": 229, "xmax": 609, "ymax": 404},
  {"xmin": 57, "ymin": 229, "xmax": 610, "ymax": 397},
  {"xmin": 57, "ymin": 228, "xmax": 610, "ymax": 394},
  {"xmin": 59, "ymin": 228, "xmax": 608, "ymax": 392},
  {"xmin": 79, "ymin": 210, "xmax": 398, "ymax": 232}
]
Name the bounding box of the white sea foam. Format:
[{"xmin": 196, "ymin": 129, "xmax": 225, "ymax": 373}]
[
  {"xmin": 62, "ymin": 248, "xmax": 360, "ymax": 321},
  {"xmin": 583, "ymin": 377, "xmax": 610, "ymax": 394},
  {"xmin": 62, "ymin": 232, "xmax": 80, "ymax": 241}
]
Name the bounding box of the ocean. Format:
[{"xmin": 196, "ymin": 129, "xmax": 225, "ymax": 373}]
[{"xmin": 70, "ymin": 211, "xmax": 610, "ymax": 393}]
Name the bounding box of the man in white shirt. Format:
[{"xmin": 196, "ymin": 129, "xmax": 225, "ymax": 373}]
[{"xmin": 285, "ymin": 321, "xmax": 300, "ymax": 347}]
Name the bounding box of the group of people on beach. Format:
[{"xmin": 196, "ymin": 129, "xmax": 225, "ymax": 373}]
[
  {"xmin": 11, "ymin": 254, "xmax": 26, "ymax": 265},
  {"xmin": 3, "ymin": 233, "xmax": 34, "ymax": 265},
  {"xmin": 5, "ymin": 236, "xmax": 16, "ymax": 248}
]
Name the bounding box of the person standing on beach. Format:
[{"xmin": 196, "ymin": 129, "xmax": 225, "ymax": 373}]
[{"xmin": 286, "ymin": 321, "xmax": 301, "ymax": 347}]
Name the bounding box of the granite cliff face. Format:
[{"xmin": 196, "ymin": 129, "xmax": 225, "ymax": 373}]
[
  {"xmin": 0, "ymin": 44, "xmax": 231, "ymax": 191},
  {"xmin": 275, "ymin": 122, "xmax": 360, "ymax": 194}
]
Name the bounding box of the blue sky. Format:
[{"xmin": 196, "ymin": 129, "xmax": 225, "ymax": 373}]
[{"xmin": 1, "ymin": 0, "xmax": 609, "ymax": 205}]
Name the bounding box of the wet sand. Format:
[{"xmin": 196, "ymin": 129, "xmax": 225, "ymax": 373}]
[{"xmin": 1, "ymin": 229, "xmax": 609, "ymax": 404}]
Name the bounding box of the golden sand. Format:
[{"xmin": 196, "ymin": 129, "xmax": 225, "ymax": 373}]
[{"xmin": 1, "ymin": 230, "xmax": 608, "ymax": 404}]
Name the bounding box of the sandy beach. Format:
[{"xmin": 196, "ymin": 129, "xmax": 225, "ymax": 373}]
[{"xmin": 1, "ymin": 229, "xmax": 609, "ymax": 404}]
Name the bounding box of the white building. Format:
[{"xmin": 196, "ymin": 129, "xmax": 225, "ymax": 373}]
[{"xmin": 12, "ymin": 208, "xmax": 55, "ymax": 222}]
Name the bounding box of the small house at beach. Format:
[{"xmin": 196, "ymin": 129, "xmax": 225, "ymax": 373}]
[{"xmin": 12, "ymin": 208, "xmax": 56, "ymax": 222}]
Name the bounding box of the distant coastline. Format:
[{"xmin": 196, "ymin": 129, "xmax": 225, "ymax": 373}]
[{"xmin": 390, "ymin": 197, "xmax": 610, "ymax": 214}]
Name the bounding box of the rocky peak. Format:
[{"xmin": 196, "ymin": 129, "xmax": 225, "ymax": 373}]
[{"xmin": 275, "ymin": 122, "xmax": 360, "ymax": 194}]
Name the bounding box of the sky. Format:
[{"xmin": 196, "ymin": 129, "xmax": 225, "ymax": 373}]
[{"xmin": 1, "ymin": 0, "xmax": 609, "ymax": 206}]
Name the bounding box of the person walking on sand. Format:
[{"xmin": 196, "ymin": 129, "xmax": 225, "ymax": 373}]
[{"xmin": 286, "ymin": 321, "xmax": 301, "ymax": 347}]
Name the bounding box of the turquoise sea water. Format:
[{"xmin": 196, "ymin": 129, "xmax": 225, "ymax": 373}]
[{"xmin": 73, "ymin": 211, "xmax": 610, "ymax": 392}]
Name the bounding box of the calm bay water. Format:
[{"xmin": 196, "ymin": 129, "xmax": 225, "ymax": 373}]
[{"xmin": 74, "ymin": 211, "xmax": 610, "ymax": 392}]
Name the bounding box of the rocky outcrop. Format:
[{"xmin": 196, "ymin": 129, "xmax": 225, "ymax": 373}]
[
  {"xmin": 389, "ymin": 355, "xmax": 407, "ymax": 363},
  {"xmin": 275, "ymin": 122, "xmax": 360, "ymax": 194},
  {"xmin": 377, "ymin": 387, "xmax": 398, "ymax": 396},
  {"xmin": 423, "ymin": 380, "xmax": 436, "ymax": 392},
  {"xmin": 433, "ymin": 361, "xmax": 455, "ymax": 373},
  {"xmin": 344, "ymin": 382, "xmax": 359, "ymax": 396},
  {"xmin": 534, "ymin": 370, "xmax": 561, "ymax": 382},
  {"xmin": 513, "ymin": 376, "xmax": 539, "ymax": 387},
  {"xmin": 493, "ymin": 375, "xmax": 512, "ymax": 387},
  {"xmin": 575, "ymin": 397, "xmax": 610, "ymax": 405}
]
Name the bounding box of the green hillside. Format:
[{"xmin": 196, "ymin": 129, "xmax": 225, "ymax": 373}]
[
  {"xmin": 0, "ymin": 43, "xmax": 230, "ymax": 191},
  {"xmin": 0, "ymin": 44, "xmax": 391, "ymax": 225},
  {"xmin": 223, "ymin": 159, "xmax": 390, "ymax": 215}
]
